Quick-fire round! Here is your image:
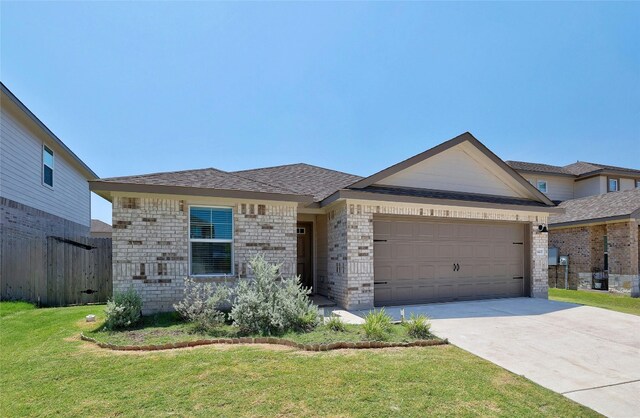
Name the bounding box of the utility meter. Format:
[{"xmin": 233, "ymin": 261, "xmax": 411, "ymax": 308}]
[{"xmin": 559, "ymin": 255, "xmax": 569, "ymax": 266}]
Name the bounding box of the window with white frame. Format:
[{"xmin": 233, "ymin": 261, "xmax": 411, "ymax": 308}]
[
  {"xmin": 536, "ymin": 180, "xmax": 547, "ymax": 193},
  {"xmin": 608, "ymin": 178, "xmax": 619, "ymax": 192},
  {"xmin": 189, "ymin": 206, "xmax": 233, "ymax": 275},
  {"xmin": 43, "ymin": 145, "xmax": 54, "ymax": 187},
  {"xmin": 635, "ymin": 179, "xmax": 640, "ymax": 189}
]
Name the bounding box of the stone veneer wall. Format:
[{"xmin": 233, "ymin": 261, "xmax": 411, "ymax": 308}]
[
  {"xmin": 325, "ymin": 199, "xmax": 549, "ymax": 310},
  {"xmin": 112, "ymin": 196, "xmax": 296, "ymax": 313},
  {"xmin": 548, "ymin": 220, "xmax": 639, "ymax": 296}
]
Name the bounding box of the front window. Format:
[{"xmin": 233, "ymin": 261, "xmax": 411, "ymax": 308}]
[
  {"xmin": 608, "ymin": 178, "xmax": 619, "ymax": 192},
  {"xmin": 536, "ymin": 180, "xmax": 547, "ymax": 193},
  {"xmin": 189, "ymin": 206, "xmax": 233, "ymax": 275},
  {"xmin": 42, "ymin": 145, "xmax": 54, "ymax": 187}
]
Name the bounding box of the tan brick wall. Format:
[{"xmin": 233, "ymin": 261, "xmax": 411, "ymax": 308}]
[
  {"xmin": 324, "ymin": 199, "xmax": 550, "ymax": 309},
  {"xmin": 549, "ymin": 220, "xmax": 639, "ymax": 295},
  {"xmin": 112, "ymin": 196, "xmax": 296, "ymax": 313}
]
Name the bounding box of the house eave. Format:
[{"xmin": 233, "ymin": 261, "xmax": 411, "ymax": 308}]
[
  {"xmin": 549, "ymin": 213, "xmax": 638, "ymax": 230},
  {"xmin": 88, "ymin": 181, "xmax": 314, "ymax": 203},
  {"xmin": 321, "ymin": 189, "xmax": 563, "ymax": 213}
]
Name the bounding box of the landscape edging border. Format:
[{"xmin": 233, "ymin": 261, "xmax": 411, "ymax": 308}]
[{"xmin": 80, "ymin": 333, "xmax": 448, "ymax": 352}]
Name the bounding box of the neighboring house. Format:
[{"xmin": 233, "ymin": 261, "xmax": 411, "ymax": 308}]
[
  {"xmin": 547, "ymin": 190, "xmax": 639, "ymax": 296},
  {"xmin": 91, "ymin": 132, "xmax": 559, "ymax": 314},
  {"xmin": 507, "ymin": 160, "xmax": 640, "ymax": 202},
  {"xmin": 91, "ymin": 219, "xmax": 112, "ymax": 238},
  {"xmin": 507, "ymin": 159, "xmax": 640, "ymax": 296},
  {"xmin": 0, "ymin": 82, "xmax": 98, "ymax": 302}
]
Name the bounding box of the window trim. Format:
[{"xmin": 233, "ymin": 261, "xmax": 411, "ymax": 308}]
[
  {"xmin": 607, "ymin": 177, "xmax": 619, "ymax": 192},
  {"xmin": 636, "ymin": 179, "xmax": 640, "ymax": 189},
  {"xmin": 42, "ymin": 144, "xmax": 54, "ymax": 189},
  {"xmin": 188, "ymin": 205, "xmax": 234, "ymax": 277},
  {"xmin": 536, "ymin": 179, "xmax": 548, "ymax": 194}
]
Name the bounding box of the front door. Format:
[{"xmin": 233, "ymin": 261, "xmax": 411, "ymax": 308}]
[{"xmin": 296, "ymin": 222, "xmax": 313, "ymax": 290}]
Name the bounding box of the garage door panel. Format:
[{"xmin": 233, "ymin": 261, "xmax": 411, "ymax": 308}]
[{"xmin": 374, "ymin": 217, "xmax": 525, "ymax": 306}]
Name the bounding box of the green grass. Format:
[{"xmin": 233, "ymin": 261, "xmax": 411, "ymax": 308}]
[
  {"xmin": 0, "ymin": 302, "xmax": 600, "ymax": 417},
  {"xmin": 85, "ymin": 311, "xmax": 434, "ymax": 346},
  {"xmin": 549, "ymin": 288, "xmax": 640, "ymax": 316},
  {"xmin": 0, "ymin": 301, "xmax": 35, "ymax": 318}
]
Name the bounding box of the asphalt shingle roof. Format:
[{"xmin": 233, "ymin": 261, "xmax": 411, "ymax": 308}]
[
  {"xmin": 95, "ymin": 168, "xmax": 300, "ymax": 196},
  {"xmin": 234, "ymin": 163, "xmax": 362, "ymax": 202},
  {"xmin": 507, "ymin": 160, "xmax": 640, "ymax": 177},
  {"xmin": 90, "ymin": 219, "xmax": 112, "ymax": 233},
  {"xmin": 549, "ymin": 189, "xmax": 640, "ymax": 225}
]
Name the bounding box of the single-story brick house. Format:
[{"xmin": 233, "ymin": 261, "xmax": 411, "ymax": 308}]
[
  {"xmin": 548, "ymin": 189, "xmax": 640, "ymax": 296},
  {"xmin": 91, "ymin": 133, "xmax": 561, "ymax": 313}
]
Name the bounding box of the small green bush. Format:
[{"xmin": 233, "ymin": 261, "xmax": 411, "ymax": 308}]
[
  {"xmin": 173, "ymin": 278, "xmax": 229, "ymax": 332},
  {"xmin": 105, "ymin": 288, "xmax": 142, "ymax": 330},
  {"xmin": 363, "ymin": 308, "xmax": 393, "ymax": 341},
  {"xmin": 230, "ymin": 255, "xmax": 320, "ymax": 335},
  {"xmin": 404, "ymin": 313, "xmax": 431, "ymax": 339},
  {"xmin": 325, "ymin": 315, "xmax": 347, "ymax": 332}
]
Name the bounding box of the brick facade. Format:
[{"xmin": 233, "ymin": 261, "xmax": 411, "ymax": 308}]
[
  {"xmin": 112, "ymin": 195, "xmax": 296, "ymax": 313},
  {"xmin": 325, "ymin": 199, "xmax": 549, "ymax": 309},
  {"xmin": 549, "ymin": 220, "xmax": 639, "ymax": 296}
]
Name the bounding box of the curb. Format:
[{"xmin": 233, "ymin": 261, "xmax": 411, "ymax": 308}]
[{"xmin": 80, "ymin": 333, "xmax": 448, "ymax": 352}]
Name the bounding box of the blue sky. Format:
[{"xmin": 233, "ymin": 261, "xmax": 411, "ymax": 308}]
[{"xmin": 2, "ymin": 2, "xmax": 638, "ymax": 223}]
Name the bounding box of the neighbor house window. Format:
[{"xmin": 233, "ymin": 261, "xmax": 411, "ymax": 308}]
[
  {"xmin": 189, "ymin": 206, "xmax": 233, "ymax": 275},
  {"xmin": 536, "ymin": 180, "xmax": 548, "ymax": 193},
  {"xmin": 608, "ymin": 178, "xmax": 619, "ymax": 192},
  {"xmin": 42, "ymin": 145, "xmax": 54, "ymax": 187},
  {"xmin": 636, "ymin": 179, "xmax": 640, "ymax": 189}
]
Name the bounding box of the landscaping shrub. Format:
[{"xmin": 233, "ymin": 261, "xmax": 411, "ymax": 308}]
[
  {"xmin": 404, "ymin": 313, "xmax": 431, "ymax": 339},
  {"xmin": 325, "ymin": 315, "xmax": 347, "ymax": 332},
  {"xmin": 363, "ymin": 308, "xmax": 393, "ymax": 341},
  {"xmin": 104, "ymin": 288, "xmax": 142, "ymax": 330},
  {"xmin": 230, "ymin": 255, "xmax": 320, "ymax": 335},
  {"xmin": 173, "ymin": 278, "xmax": 229, "ymax": 332}
]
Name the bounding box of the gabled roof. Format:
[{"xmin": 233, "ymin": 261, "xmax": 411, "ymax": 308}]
[
  {"xmin": 90, "ymin": 168, "xmax": 314, "ymax": 202},
  {"xmin": 0, "ymin": 82, "xmax": 98, "ymax": 180},
  {"xmin": 347, "ymin": 132, "xmax": 555, "ymax": 206},
  {"xmin": 234, "ymin": 163, "xmax": 362, "ymax": 202},
  {"xmin": 549, "ymin": 189, "xmax": 640, "ymax": 228},
  {"xmin": 506, "ymin": 160, "xmax": 640, "ymax": 179}
]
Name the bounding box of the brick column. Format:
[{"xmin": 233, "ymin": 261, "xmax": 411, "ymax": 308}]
[{"xmin": 531, "ymin": 222, "xmax": 549, "ymax": 298}]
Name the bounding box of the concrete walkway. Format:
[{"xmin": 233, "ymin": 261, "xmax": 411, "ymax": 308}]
[{"xmin": 349, "ymin": 298, "xmax": 640, "ymax": 418}]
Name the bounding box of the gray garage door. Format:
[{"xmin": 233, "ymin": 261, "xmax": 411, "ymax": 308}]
[{"xmin": 374, "ymin": 216, "xmax": 526, "ymax": 305}]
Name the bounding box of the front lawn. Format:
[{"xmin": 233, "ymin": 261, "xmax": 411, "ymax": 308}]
[
  {"xmin": 549, "ymin": 288, "xmax": 640, "ymax": 316},
  {"xmin": 0, "ymin": 302, "xmax": 599, "ymax": 417},
  {"xmin": 85, "ymin": 311, "xmax": 435, "ymax": 347}
]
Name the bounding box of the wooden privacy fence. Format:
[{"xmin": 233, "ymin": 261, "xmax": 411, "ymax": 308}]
[{"xmin": 1, "ymin": 235, "xmax": 112, "ymax": 306}]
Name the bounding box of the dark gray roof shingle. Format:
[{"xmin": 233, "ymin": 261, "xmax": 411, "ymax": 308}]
[
  {"xmin": 507, "ymin": 160, "xmax": 640, "ymax": 177},
  {"xmin": 549, "ymin": 189, "xmax": 640, "ymax": 225},
  {"xmin": 95, "ymin": 167, "xmax": 300, "ymax": 196},
  {"xmin": 234, "ymin": 163, "xmax": 362, "ymax": 202}
]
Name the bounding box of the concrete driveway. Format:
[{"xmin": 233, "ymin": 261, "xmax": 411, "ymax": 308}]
[{"xmin": 349, "ymin": 298, "xmax": 640, "ymax": 418}]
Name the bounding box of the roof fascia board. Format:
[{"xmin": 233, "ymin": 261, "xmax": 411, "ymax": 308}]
[
  {"xmin": 321, "ymin": 189, "xmax": 563, "ymax": 213},
  {"xmin": 576, "ymin": 170, "xmax": 640, "ymax": 180},
  {"xmin": 1, "ymin": 83, "xmax": 98, "ymax": 180},
  {"xmin": 89, "ymin": 181, "xmax": 314, "ymax": 203}
]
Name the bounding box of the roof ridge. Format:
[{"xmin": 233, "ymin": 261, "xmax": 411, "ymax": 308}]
[
  {"xmin": 228, "ymin": 171, "xmax": 301, "ymax": 195},
  {"xmin": 234, "ymin": 162, "xmax": 361, "ymax": 178}
]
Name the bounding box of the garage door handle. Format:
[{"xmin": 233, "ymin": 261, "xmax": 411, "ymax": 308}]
[
  {"xmin": 374, "ymin": 281, "xmax": 388, "ymax": 285},
  {"xmin": 453, "ymin": 263, "xmax": 459, "ymax": 271},
  {"xmin": 513, "ymin": 276, "xmax": 524, "ymax": 280},
  {"xmin": 373, "ymin": 239, "xmax": 387, "ymax": 242}
]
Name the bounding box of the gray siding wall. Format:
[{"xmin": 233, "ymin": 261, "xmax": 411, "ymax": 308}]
[
  {"xmin": 574, "ymin": 176, "xmax": 606, "ymax": 198},
  {"xmin": 0, "ymin": 107, "xmax": 90, "ymax": 226},
  {"xmin": 521, "ymin": 174, "xmax": 575, "ymax": 202}
]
